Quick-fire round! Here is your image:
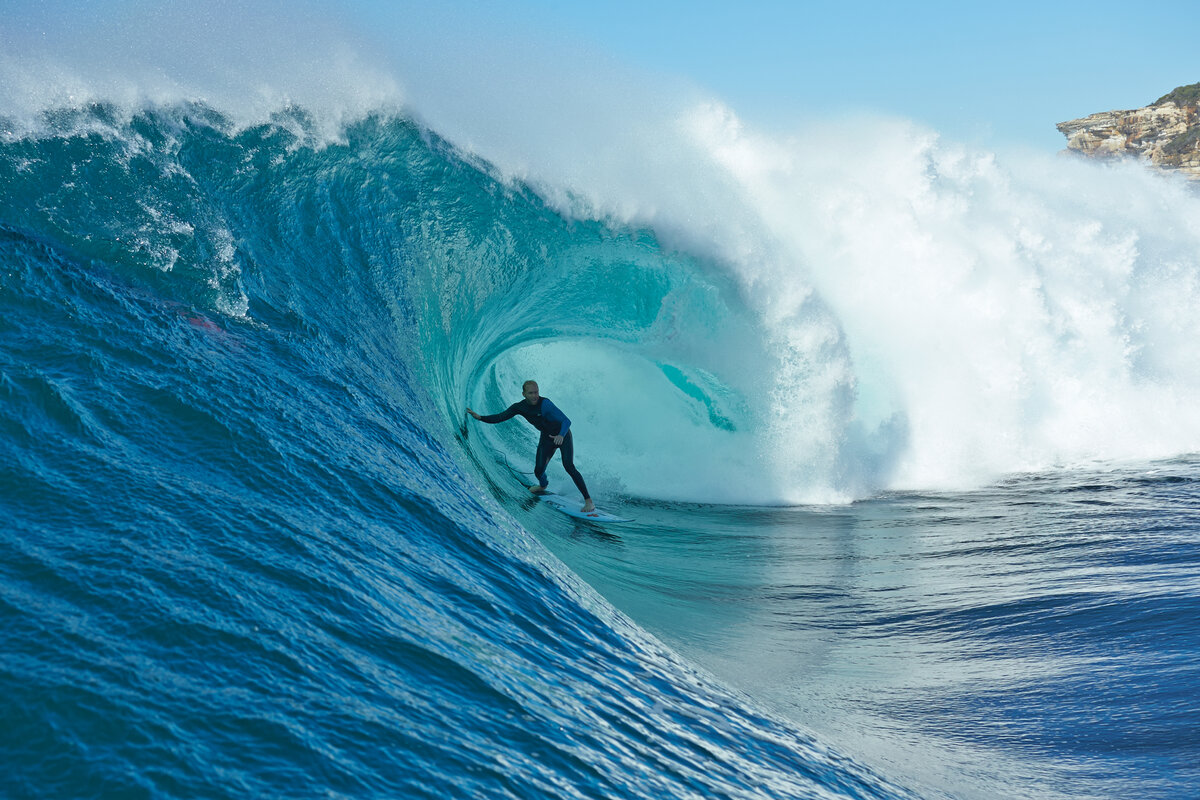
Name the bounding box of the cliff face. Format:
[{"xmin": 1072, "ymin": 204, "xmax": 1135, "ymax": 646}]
[{"xmin": 1057, "ymin": 83, "xmax": 1200, "ymax": 179}]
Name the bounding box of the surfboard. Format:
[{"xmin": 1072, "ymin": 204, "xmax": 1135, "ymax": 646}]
[
  {"xmin": 539, "ymin": 492, "xmax": 633, "ymax": 523},
  {"xmin": 499, "ymin": 454, "xmax": 633, "ymax": 523}
]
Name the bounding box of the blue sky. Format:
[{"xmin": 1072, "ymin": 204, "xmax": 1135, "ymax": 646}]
[
  {"xmin": 425, "ymin": 0, "xmax": 1200, "ymax": 150},
  {"xmin": 6, "ymin": 0, "xmax": 1199, "ymax": 150}
]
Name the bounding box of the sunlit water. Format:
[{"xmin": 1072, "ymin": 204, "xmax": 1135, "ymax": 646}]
[{"xmin": 523, "ymin": 460, "xmax": 1200, "ymax": 800}]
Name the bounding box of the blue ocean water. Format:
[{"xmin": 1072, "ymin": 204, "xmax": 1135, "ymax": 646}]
[{"xmin": 1, "ymin": 103, "xmax": 1198, "ymax": 800}]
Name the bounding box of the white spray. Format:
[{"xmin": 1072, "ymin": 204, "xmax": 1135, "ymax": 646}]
[{"xmin": 8, "ymin": 1, "xmax": 1200, "ymax": 500}]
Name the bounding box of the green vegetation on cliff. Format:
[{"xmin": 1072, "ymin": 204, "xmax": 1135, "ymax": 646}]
[{"xmin": 1154, "ymin": 83, "xmax": 1200, "ymax": 107}]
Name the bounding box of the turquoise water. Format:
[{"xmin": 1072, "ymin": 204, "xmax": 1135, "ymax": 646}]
[
  {"xmin": 535, "ymin": 470, "xmax": 1200, "ymax": 799},
  {"xmin": 2, "ymin": 104, "xmax": 1198, "ymax": 800}
]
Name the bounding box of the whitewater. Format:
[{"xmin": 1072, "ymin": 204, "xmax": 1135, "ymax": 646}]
[{"xmin": 3, "ymin": 6, "xmax": 1200, "ymax": 799}]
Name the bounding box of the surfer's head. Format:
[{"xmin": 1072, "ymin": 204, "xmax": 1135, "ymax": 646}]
[{"xmin": 522, "ymin": 380, "xmax": 540, "ymax": 404}]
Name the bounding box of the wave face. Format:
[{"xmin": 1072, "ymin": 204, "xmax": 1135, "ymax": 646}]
[
  {"xmin": 0, "ymin": 104, "xmax": 911, "ymax": 799},
  {"xmin": 4, "ymin": 100, "xmax": 1200, "ymax": 800}
]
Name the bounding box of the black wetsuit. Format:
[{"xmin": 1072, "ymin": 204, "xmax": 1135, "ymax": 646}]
[{"xmin": 478, "ymin": 397, "xmax": 590, "ymax": 499}]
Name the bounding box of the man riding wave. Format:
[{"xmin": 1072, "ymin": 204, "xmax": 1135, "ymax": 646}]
[{"xmin": 467, "ymin": 380, "xmax": 595, "ymax": 513}]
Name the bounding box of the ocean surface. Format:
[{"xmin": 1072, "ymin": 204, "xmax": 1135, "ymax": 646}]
[{"xmin": 2, "ymin": 101, "xmax": 1199, "ymax": 800}]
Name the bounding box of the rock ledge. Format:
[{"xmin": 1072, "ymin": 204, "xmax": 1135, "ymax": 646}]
[{"xmin": 1057, "ymin": 83, "xmax": 1200, "ymax": 179}]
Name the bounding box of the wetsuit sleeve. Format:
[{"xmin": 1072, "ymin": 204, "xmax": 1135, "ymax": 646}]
[
  {"xmin": 541, "ymin": 398, "xmax": 571, "ymax": 438},
  {"xmin": 478, "ymin": 402, "xmax": 521, "ymax": 424}
]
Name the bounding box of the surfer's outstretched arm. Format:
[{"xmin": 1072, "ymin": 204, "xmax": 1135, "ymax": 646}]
[{"xmin": 466, "ymin": 403, "xmax": 520, "ymax": 424}]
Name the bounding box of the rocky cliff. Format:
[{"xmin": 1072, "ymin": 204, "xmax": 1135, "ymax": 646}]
[{"xmin": 1057, "ymin": 83, "xmax": 1200, "ymax": 179}]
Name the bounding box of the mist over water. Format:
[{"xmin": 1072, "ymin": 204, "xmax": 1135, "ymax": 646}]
[{"xmin": 684, "ymin": 107, "xmax": 1200, "ymax": 492}]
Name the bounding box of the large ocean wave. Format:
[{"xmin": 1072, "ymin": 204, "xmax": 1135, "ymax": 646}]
[
  {"xmin": 8, "ymin": 4, "xmax": 1200, "ymax": 505},
  {"xmin": 4, "ymin": 12, "xmax": 1200, "ymax": 798},
  {"xmin": 0, "ymin": 101, "xmax": 922, "ymax": 799}
]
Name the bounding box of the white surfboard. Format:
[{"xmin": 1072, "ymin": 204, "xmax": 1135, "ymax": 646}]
[
  {"xmin": 540, "ymin": 492, "xmax": 634, "ymax": 523},
  {"xmin": 499, "ymin": 454, "xmax": 633, "ymax": 523}
]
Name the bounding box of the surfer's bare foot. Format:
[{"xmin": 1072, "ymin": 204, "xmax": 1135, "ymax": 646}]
[
  {"xmin": 529, "ymin": 485, "xmax": 547, "ymax": 495},
  {"xmin": 581, "ymin": 499, "xmax": 595, "ymax": 513}
]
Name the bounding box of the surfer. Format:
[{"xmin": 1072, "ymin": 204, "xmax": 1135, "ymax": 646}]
[{"xmin": 467, "ymin": 380, "xmax": 595, "ymax": 513}]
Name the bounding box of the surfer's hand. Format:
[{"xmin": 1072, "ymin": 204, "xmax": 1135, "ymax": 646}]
[
  {"xmin": 466, "ymin": 408, "xmax": 481, "ymax": 420},
  {"xmin": 552, "ymin": 434, "xmax": 564, "ymax": 445}
]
